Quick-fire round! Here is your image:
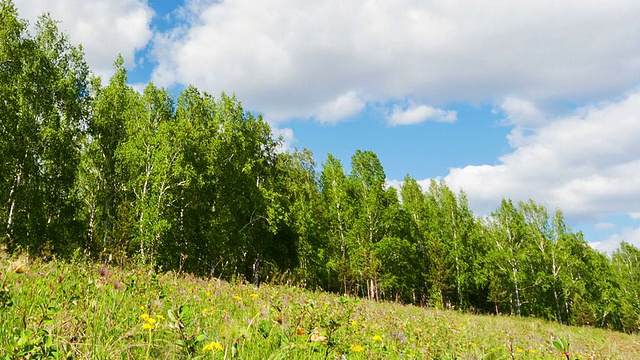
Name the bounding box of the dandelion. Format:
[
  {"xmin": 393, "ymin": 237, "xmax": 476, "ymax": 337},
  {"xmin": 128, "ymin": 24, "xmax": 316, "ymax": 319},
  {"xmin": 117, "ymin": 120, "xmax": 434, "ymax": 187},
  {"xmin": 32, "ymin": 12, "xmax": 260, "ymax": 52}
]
[
  {"xmin": 203, "ymin": 341, "xmax": 224, "ymax": 352},
  {"xmin": 350, "ymin": 344, "xmax": 365, "ymax": 352}
]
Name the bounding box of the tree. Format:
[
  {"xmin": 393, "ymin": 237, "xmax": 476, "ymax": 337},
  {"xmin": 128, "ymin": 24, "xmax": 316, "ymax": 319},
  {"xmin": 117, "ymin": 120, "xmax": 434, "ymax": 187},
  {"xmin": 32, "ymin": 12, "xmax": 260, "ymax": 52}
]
[
  {"xmin": 321, "ymin": 154, "xmax": 352, "ymax": 293},
  {"xmin": 487, "ymin": 199, "xmax": 528, "ymax": 316},
  {"xmin": 85, "ymin": 56, "xmax": 140, "ymax": 254},
  {"xmin": 611, "ymin": 242, "xmax": 640, "ymax": 332},
  {"xmin": 399, "ymin": 176, "xmax": 430, "ymax": 303},
  {"xmin": 274, "ymin": 149, "xmax": 327, "ymax": 288},
  {"xmin": 116, "ymin": 83, "xmax": 181, "ymax": 263},
  {"xmin": 1, "ymin": 3, "xmax": 90, "ymax": 255},
  {"xmin": 348, "ymin": 150, "xmax": 397, "ymax": 300}
]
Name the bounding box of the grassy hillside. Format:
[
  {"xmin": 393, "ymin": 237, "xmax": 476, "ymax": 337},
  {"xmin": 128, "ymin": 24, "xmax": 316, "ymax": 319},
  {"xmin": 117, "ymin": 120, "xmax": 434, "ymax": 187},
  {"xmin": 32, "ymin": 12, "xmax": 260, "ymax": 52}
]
[{"xmin": 1, "ymin": 254, "xmax": 638, "ymax": 359}]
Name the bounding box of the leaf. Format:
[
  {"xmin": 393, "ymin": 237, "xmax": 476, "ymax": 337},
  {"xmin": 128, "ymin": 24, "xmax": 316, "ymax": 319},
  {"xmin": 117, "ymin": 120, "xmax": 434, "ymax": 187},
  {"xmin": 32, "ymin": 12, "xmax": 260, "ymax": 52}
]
[
  {"xmin": 552, "ymin": 340, "xmax": 564, "ymax": 351},
  {"xmin": 167, "ymin": 309, "xmax": 176, "ymax": 322}
]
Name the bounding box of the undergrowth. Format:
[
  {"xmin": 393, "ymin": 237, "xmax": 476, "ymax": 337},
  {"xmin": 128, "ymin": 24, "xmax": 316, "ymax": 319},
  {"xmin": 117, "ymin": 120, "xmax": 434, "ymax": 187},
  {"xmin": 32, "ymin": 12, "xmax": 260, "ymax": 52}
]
[{"xmin": 1, "ymin": 254, "xmax": 638, "ymax": 359}]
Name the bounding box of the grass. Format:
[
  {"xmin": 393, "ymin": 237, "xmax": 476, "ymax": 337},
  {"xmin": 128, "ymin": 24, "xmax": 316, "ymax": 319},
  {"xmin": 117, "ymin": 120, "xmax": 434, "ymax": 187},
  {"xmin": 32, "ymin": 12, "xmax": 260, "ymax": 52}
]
[{"xmin": 1, "ymin": 254, "xmax": 639, "ymax": 359}]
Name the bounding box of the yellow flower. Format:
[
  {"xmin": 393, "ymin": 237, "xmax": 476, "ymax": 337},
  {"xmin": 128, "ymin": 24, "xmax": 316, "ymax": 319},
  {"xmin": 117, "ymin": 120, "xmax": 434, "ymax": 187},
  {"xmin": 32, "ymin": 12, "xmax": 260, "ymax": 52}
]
[
  {"xmin": 351, "ymin": 320, "xmax": 358, "ymax": 326},
  {"xmin": 142, "ymin": 322, "xmax": 155, "ymax": 330},
  {"xmin": 529, "ymin": 349, "xmax": 538, "ymax": 353},
  {"xmin": 350, "ymin": 344, "xmax": 365, "ymax": 352},
  {"xmin": 233, "ymin": 295, "xmax": 242, "ymax": 301},
  {"xmin": 140, "ymin": 313, "xmax": 150, "ymax": 321},
  {"xmin": 203, "ymin": 341, "xmax": 224, "ymax": 351},
  {"xmin": 147, "ymin": 317, "xmax": 157, "ymax": 325},
  {"xmin": 372, "ymin": 335, "xmax": 383, "ymax": 342},
  {"xmin": 156, "ymin": 314, "xmax": 164, "ymax": 321},
  {"xmin": 139, "ymin": 305, "xmax": 145, "ymax": 310},
  {"xmin": 471, "ymin": 342, "xmax": 477, "ymax": 347},
  {"xmin": 516, "ymin": 347, "xmax": 523, "ymax": 353},
  {"xmin": 249, "ymin": 293, "xmax": 259, "ymax": 299}
]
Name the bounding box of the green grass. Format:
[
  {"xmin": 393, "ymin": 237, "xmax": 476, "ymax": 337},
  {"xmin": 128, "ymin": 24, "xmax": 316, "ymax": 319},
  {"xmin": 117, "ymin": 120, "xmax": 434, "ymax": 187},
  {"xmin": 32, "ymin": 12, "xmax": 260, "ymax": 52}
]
[{"xmin": 1, "ymin": 254, "xmax": 638, "ymax": 359}]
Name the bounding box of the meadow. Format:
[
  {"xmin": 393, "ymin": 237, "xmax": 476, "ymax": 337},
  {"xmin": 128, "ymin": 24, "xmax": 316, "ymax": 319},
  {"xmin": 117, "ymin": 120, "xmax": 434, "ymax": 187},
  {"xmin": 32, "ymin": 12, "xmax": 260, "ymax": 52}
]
[{"xmin": 1, "ymin": 253, "xmax": 638, "ymax": 359}]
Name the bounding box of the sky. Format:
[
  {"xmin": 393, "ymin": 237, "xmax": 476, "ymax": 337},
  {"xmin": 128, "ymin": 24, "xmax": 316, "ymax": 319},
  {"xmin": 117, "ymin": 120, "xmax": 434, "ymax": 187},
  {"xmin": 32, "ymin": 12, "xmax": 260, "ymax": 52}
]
[{"xmin": 13, "ymin": 0, "xmax": 640, "ymax": 253}]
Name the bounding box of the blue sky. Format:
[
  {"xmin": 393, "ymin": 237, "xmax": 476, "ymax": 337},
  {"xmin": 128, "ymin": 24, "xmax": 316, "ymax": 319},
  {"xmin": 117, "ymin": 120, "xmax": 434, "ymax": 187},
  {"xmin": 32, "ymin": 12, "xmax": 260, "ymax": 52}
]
[{"xmin": 15, "ymin": 0, "xmax": 640, "ymax": 252}]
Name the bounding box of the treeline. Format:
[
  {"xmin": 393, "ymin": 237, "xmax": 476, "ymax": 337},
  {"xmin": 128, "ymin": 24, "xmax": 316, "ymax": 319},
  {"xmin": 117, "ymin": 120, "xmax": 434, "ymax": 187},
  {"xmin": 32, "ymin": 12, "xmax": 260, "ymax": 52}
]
[{"xmin": 2, "ymin": 1, "xmax": 640, "ymax": 333}]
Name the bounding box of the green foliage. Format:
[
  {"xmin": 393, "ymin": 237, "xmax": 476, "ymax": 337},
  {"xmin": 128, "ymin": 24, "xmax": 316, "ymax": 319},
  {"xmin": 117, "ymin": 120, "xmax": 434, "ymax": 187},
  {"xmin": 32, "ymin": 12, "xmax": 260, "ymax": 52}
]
[
  {"xmin": 1, "ymin": 2, "xmax": 90, "ymax": 255},
  {"xmin": 2, "ymin": 1, "xmax": 640, "ymax": 340}
]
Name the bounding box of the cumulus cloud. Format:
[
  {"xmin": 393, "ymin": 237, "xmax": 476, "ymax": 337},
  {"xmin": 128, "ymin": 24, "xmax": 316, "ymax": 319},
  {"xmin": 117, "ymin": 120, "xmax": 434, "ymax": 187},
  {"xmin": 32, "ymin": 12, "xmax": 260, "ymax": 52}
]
[
  {"xmin": 388, "ymin": 101, "xmax": 457, "ymax": 126},
  {"xmin": 150, "ymin": 0, "xmax": 640, "ymax": 122},
  {"xmin": 443, "ymin": 90, "xmax": 640, "ymax": 222},
  {"xmin": 591, "ymin": 227, "xmax": 640, "ymax": 254},
  {"xmin": 500, "ymin": 97, "xmax": 547, "ymax": 128},
  {"xmin": 315, "ymin": 91, "xmax": 365, "ymax": 124},
  {"xmin": 14, "ymin": 0, "xmax": 154, "ymax": 79}
]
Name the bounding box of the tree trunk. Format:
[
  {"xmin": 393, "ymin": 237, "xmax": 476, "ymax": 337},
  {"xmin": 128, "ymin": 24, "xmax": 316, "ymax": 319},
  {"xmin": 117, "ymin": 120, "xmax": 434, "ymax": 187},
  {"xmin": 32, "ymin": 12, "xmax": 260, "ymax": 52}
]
[
  {"xmin": 253, "ymin": 253, "xmax": 261, "ymax": 286},
  {"xmin": 512, "ymin": 262, "xmax": 522, "ymax": 316}
]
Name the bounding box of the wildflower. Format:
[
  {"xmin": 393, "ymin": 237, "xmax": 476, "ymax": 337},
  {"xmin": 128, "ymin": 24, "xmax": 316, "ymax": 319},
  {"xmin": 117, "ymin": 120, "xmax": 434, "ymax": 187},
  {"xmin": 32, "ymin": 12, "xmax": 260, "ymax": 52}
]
[
  {"xmin": 141, "ymin": 313, "xmax": 159, "ymax": 331},
  {"xmin": 372, "ymin": 335, "xmax": 383, "ymax": 342},
  {"xmin": 203, "ymin": 341, "xmax": 224, "ymax": 351},
  {"xmin": 516, "ymin": 347, "xmax": 523, "ymax": 353},
  {"xmin": 350, "ymin": 344, "xmax": 365, "ymax": 352},
  {"xmin": 529, "ymin": 349, "xmax": 537, "ymax": 354},
  {"xmin": 233, "ymin": 295, "xmax": 242, "ymax": 301},
  {"xmin": 295, "ymin": 327, "xmax": 305, "ymax": 336},
  {"xmin": 249, "ymin": 293, "xmax": 259, "ymax": 299},
  {"xmin": 156, "ymin": 314, "xmax": 164, "ymax": 321},
  {"xmin": 139, "ymin": 305, "xmax": 145, "ymax": 310},
  {"xmin": 471, "ymin": 342, "xmax": 477, "ymax": 347},
  {"xmin": 351, "ymin": 320, "xmax": 358, "ymax": 326}
]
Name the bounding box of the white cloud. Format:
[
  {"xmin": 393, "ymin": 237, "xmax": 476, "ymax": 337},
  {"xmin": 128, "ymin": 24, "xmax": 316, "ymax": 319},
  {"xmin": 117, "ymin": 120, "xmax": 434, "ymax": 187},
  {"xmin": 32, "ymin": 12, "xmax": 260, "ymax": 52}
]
[
  {"xmin": 271, "ymin": 126, "xmax": 296, "ymax": 153},
  {"xmin": 14, "ymin": 0, "xmax": 154, "ymax": 79},
  {"xmin": 499, "ymin": 97, "xmax": 547, "ymax": 147},
  {"xmin": 444, "ymin": 90, "xmax": 640, "ymax": 221},
  {"xmin": 388, "ymin": 102, "xmax": 457, "ymax": 126},
  {"xmin": 315, "ymin": 91, "xmax": 365, "ymax": 124},
  {"xmin": 151, "ymin": 0, "xmax": 640, "ymax": 122},
  {"xmin": 591, "ymin": 227, "xmax": 640, "ymax": 255}
]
